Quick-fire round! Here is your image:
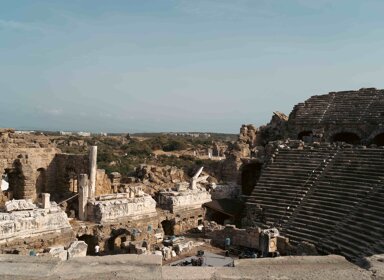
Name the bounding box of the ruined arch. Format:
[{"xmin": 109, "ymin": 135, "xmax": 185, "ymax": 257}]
[
  {"xmin": 331, "ymin": 132, "xmax": 361, "ymax": 145},
  {"xmin": 107, "ymin": 228, "xmax": 130, "ymax": 253},
  {"xmin": 240, "ymin": 162, "xmax": 262, "ymax": 196},
  {"xmin": 5, "ymin": 159, "xmax": 26, "ymax": 200}
]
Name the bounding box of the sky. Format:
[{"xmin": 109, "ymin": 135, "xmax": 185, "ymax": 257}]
[{"xmin": 1, "ymin": 0, "xmax": 384, "ymax": 133}]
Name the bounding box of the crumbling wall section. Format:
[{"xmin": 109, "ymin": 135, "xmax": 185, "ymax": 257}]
[
  {"xmin": 205, "ymin": 223, "xmax": 261, "ymax": 249},
  {"xmin": 95, "ymin": 169, "xmax": 112, "ymax": 196},
  {"xmin": 0, "ymin": 130, "xmax": 60, "ymax": 202}
]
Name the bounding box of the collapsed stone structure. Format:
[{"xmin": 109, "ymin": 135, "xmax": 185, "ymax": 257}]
[
  {"xmin": 158, "ymin": 167, "xmax": 211, "ymax": 212},
  {"xmin": 0, "ymin": 129, "xmax": 216, "ymax": 257},
  {"xmin": 134, "ymin": 164, "xmax": 188, "ymax": 195}
]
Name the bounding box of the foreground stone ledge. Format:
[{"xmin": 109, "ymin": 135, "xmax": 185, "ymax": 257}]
[{"xmin": 0, "ymin": 254, "xmax": 375, "ymax": 280}]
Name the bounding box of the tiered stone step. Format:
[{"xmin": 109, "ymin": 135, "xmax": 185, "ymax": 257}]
[
  {"xmin": 246, "ymin": 148, "xmax": 335, "ymax": 226},
  {"xmin": 322, "ymin": 186, "xmax": 384, "ymax": 260},
  {"xmin": 283, "ymin": 148, "xmax": 384, "ymax": 259},
  {"xmin": 290, "ymin": 89, "xmax": 384, "ymax": 127}
]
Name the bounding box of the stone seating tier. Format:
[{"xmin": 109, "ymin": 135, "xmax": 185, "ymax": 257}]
[{"xmin": 246, "ymin": 146, "xmax": 384, "ymax": 260}]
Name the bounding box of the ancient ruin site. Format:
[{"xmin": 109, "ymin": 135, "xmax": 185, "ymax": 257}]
[{"xmin": 0, "ymin": 88, "xmax": 384, "ymax": 279}]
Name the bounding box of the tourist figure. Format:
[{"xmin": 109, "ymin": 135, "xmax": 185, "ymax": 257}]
[{"xmin": 95, "ymin": 244, "xmax": 100, "ymax": 256}]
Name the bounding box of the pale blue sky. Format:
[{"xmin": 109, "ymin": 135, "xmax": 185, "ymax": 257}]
[{"xmin": 1, "ymin": 0, "xmax": 384, "ymax": 133}]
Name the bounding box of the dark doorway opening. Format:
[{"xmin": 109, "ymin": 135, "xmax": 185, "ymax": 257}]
[
  {"xmin": 298, "ymin": 131, "xmax": 312, "ymax": 141},
  {"xmin": 161, "ymin": 220, "xmax": 174, "ymax": 236},
  {"xmin": 36, "ymin": 168, "xmax": 46, "ymax": 195},
  {"xmin": 373, "ymin": 133, "xmax": 384, "ymax": 146},
  {"xmin": 78, "ymin": 234, "xmax": 98, "ymax": 255},
  {"xmin": 331, "ymin": 132, "xmax": 360, "ymax": 145},
  {"xmin": 241, "ymin": 163, "xmax": 262, "ymax": 195},
  {"xmin": 209, "ymin": 211, "xmax": 232, "ymax": 225}
]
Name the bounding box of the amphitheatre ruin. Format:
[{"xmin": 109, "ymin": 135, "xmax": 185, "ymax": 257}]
[{"xmin": 1, "ymin": 88, "xmax": 384, "ymax": 279}]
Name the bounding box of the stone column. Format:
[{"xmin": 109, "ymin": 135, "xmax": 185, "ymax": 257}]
[
  {"xmin": 42, "ymin": 193, "xmax": 50, "ymax": 209},
  {"xmin": 89, "ymin": 146, "xmax": 97, "ymax": 198},
  {"xmin": 191, "ymin": 166, "xmax": 204, "ymax": 189},
  {"xmin": 79, "ymin": 174, "xmax": 89, "ymax": 221}
]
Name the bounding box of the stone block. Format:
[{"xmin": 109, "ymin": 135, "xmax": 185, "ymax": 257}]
[
  {"xmin": 49, "ymin": 246, "xmax": 68, "ymax": 261},
  {"xmin": 67, "ymin": 241, "xmax": 88, "ymax": 259},
  {"xmin": 5, "ymin": 199, "xmax": 36, "ymax": 212}
]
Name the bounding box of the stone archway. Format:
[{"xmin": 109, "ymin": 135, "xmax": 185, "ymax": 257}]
[
  {"xmin": 241, "ymin": 162, "xmax": 262, "ymax": 196},
  {"xmin": 331, "ymin": 132, "xmax": 361, "ymax": 145}
]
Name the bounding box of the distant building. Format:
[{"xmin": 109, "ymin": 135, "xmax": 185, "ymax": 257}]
[
  {"xmin": 77, "ymin": 132, "xmax": 91, "ymax": 137},
  {"xmin": 15, "ymin": 130, "xmax": 34, "ymax": 134},
  {"xmin": 97, "ymin": 132, "xmax": 108, "ymax": 136},
  {"xmin": 60, "ymin": 131, "xmax": 73, "ymax": 136}
]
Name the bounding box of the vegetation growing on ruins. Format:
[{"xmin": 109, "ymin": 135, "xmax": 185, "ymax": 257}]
[{"xmin": 54, "ymin": 133, "xmax": 234, "ymax": 179}]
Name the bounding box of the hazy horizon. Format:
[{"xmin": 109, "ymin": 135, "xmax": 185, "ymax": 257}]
[{"xmin": 1, "ymin": 0, "xmax": 384, "ymax": 133}]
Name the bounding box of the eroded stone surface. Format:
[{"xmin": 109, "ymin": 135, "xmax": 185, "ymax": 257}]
[
  {"xmin": 67, "ymin": 241, "xmax": 88, "ymax": 259},
  {"xmin": 87, "ymin": 194, "xmax": 157, "ymax": 223},
  {"xmin": 5, "ymin": 199, "xmax": 37, "ymax": 212},
  {"xmin": 158, "ymin": 187, "xmax": 211, "ymax": 212},
  {"xmin": 49, "ymin": 246, "xmax": 68, "ymax": 261},
  {"xmin": 0, "ymin": 202, "xmax": 71, "ymax": 244}
]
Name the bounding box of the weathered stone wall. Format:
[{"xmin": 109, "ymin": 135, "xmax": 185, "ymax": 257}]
[
  {"xmin": 95, "ymin": 169, "xmax": 112, "ymax": 196},
  {"xmin": 171, "ymin": 208, "xmax": 205, "ymax": 235},
  {"xmin": 0, "ymin": 130, "xmax": 91, "ymax": 203},
  {"xmin": 210, "ymin": 183, "xmax": 239, "ymax": 200},
  {"xmin": 87, "ymin": 194, "xmax": 157, "ymax": 223},
  {"xmin": 0, "ymin": 136, "xmax": 59, "ymax": 201},
  {"xmin": 206, "ymin": 224, "xmax": 261, "ymax": 249},
  {"xmin": 48, "ymin": 154, "xmax": 89, "ymax": 199}
]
